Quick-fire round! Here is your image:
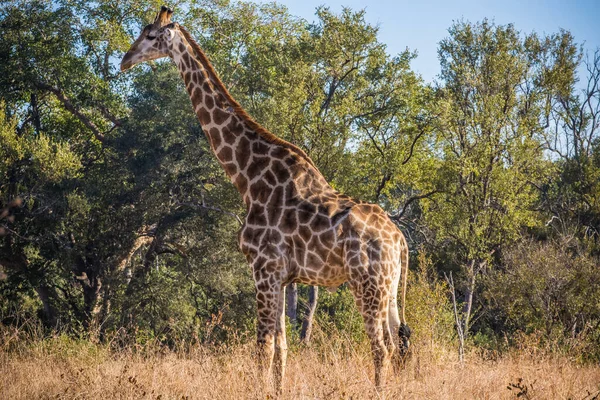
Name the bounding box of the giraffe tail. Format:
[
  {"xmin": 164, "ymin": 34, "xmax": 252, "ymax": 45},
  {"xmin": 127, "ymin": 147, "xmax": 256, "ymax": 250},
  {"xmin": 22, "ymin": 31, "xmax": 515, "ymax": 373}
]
[{"xmin": 398, "ymin": 246, "xmax": 411, "ymax": 356}]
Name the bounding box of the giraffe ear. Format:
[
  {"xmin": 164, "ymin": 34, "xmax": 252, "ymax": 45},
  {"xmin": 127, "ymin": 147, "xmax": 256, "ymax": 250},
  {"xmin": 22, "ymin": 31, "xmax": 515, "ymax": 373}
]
[{"xmin": 164, "ymin": 28, "xmax": 175, "ymax": 41}]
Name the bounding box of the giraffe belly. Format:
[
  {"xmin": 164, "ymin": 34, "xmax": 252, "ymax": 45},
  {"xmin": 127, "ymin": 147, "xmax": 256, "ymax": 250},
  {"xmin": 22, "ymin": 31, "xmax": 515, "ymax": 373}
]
[
  {"xmin": 294, "ymin": 268, "xmax": 347, "ymax": 287},
  {"xmin": 291, "ymin": 243, "xmax": 348, "ymax": 287}
]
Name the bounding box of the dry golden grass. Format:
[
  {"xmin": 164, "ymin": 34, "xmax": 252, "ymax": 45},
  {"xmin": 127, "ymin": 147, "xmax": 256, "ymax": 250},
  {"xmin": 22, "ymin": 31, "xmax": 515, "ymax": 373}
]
[{"xmin": 1, "ymin": 333, "xmax": 599, "ymax": 400}]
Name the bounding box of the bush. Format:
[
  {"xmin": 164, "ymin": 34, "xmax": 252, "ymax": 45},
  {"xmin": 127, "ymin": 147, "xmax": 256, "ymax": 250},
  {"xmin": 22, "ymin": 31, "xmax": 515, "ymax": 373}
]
[
  {"xmin": 315, "ymin": 285, "xmax": 367, "ymax": 344},
  {"xmin": 484, "ymin": 239, "xmax": 600, "ymax": 361},
  {"xmin": 405, "ymin": 252, "xmax": 456, "ymax": 357}
]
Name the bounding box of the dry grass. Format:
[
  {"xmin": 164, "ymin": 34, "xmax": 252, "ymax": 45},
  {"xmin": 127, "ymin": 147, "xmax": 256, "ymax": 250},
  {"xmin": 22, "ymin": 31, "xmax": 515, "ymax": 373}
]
[{"xmin": 1, "ymin": 333, "xmax": 599, "ymax": 400}]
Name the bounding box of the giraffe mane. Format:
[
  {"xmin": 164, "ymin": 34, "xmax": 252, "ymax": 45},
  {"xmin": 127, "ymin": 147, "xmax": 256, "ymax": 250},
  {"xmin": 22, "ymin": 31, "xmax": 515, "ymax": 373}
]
[{"xmin": 177, "ymin": 25, "xmax": 317, "ymax": 169}]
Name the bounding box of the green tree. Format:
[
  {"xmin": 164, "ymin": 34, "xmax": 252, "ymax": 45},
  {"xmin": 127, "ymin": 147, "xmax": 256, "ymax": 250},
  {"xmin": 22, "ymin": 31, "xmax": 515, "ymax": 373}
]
[
  {"xmin": 423, "ymin": 20, "xmax": 577, "ymax": 355},
  {"xmin": 543, "ymin": 49, "xmax": 600, "ymax": 247}
]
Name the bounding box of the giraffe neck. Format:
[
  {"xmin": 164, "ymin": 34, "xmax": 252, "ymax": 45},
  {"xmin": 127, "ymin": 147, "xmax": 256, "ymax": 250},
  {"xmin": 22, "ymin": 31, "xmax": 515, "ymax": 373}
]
[
  {"xmin": 171, "ymin": 28, "xmax": 332, "ymax": 207},
  {"xmin": 172, "ymin": 32, "xmax": 251, "ymax": 193}
]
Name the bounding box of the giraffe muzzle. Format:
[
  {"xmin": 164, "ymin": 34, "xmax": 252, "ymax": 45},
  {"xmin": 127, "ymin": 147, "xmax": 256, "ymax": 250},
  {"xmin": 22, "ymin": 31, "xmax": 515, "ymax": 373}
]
[{"xmin": 120, "ymin": 53, "xmax": 135, "ymax": 72}]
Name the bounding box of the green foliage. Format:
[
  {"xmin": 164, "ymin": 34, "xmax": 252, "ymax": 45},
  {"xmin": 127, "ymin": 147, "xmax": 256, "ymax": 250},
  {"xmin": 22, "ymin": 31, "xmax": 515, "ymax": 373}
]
[
  {"xmin": 315, "ymin": 286, "xmax": 366, "ymax": 343},
  {"xmin": 0, "ymin": 105, "xmax": 81, "ymax": 184},
  {"xmin": 484, "ymin": 240, "xmax": 600, "ymax": 360},
  {"xmin": 426, "ymin": 20, "xmax": 564, "ymax": 266},
  {"xmin": 406, "ymin": 253, "xmax": 455, "ymax": 352}
]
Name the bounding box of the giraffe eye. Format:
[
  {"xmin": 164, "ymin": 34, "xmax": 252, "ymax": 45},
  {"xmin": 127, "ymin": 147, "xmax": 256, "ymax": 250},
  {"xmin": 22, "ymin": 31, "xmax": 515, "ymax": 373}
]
[{"xmin": 147, "ymin": 35, "xmax": 157, "ymax": 40}]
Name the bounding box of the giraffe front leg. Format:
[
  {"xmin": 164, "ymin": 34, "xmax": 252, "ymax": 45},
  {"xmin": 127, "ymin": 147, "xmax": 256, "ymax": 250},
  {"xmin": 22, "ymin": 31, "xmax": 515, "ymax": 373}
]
[
  {"xmin": 255, "ymin": 292, "xmax": 277, "ymax": 392},
  {"xmin": 253, "ymin": 259, "xmax": 285, "ymax": 395},
  {"xmin": 272, "ymin": 284, "xmax": 287, "ymax": 396}
]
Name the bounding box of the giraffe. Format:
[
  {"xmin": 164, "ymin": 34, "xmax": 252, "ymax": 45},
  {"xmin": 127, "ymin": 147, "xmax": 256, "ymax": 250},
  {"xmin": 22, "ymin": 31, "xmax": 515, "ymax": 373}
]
[{"xmin": 121, "ymin": 6, "xmax": 411, "ymax": 393}]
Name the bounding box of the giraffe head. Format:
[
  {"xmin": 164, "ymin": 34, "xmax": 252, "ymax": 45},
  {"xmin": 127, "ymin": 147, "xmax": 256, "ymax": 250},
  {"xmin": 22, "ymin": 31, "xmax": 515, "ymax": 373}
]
[{"xmin": 120, "ymin": 6, "xmax": 176, "ymax": 71}]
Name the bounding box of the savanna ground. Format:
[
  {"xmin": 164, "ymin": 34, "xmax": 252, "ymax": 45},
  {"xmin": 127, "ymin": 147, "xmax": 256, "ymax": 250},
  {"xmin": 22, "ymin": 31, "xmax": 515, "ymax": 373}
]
[{"xmin": 2, "ymin": 327, "xmax": 599, "ymax": 400}]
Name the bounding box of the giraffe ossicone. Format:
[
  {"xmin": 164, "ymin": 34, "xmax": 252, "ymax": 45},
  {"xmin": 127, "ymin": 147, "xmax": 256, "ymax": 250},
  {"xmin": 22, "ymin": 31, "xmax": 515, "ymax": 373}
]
[{"xmin": 121, "ymin": 5, "xmax": 411, "ymax": 393}]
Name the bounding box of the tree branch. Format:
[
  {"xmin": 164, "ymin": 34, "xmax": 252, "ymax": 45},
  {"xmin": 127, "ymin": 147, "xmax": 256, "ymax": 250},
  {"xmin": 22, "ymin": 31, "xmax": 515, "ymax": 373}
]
[
  {"xmin": 389, "ymin": 190, "xmax": 440, "ymax": 221},
  {"xmin": 401, "ymin": 127, "xmax": 428, "ymax": 165},
  {"xmin": 34, "ymin": 81, "xmax": 106, "ymax": 142},
  {"xmin": 374, "ymin": 172, "xmax": 392, "ymax": 202}
]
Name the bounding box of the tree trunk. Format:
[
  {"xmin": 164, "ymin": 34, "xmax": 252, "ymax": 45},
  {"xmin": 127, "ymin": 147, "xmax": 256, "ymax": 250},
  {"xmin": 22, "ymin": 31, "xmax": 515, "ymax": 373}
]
[
  {"xmin": 35, "ymin": 284, "xmax": 58, "ymax": 328},
  {"xmin": 286, "ymin": 282, "xmax": 298, "ymax": 330},
  {"xmin": 72, "ymin": 251, "xmax": 103, "ymax": 333},
  {"xmin": 445, "ymin": 272, "xmax": 465, "ymax": 363},
  {"xmin": 82, "ymin": 272, "xmax": 102, "ymax": 332},
  {"xmin": 300, "ymin": 286, "xmax": 318, "ymax": 343},
  {"xmin": 447, "ymin": 260, "xmax": 484, "ymax": 363},
  {"xmin": 462, "ymin": 259, "xmax": 485, "ymax": 337},
  {"xmin": 120, "ymin": 236, "xmax": 159, "ymax": 329},
  {"xmin": 91, "ymin": 283, "xmax": 113, "ymax": 340},
  {"xmin": 94, "ymin": 228, "xmax": 154, "ymax": 336},
  {"xmin": 461, "ymin": 261, "xmax": 477, "ymax": 335}
]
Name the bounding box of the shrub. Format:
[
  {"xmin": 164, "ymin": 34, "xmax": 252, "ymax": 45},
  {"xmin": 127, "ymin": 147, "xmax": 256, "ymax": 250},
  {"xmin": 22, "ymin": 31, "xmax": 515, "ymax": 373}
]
[
  {"xmin": 405, "ymin": 252, "xmax": 456, "ymax": 357},
  {"xmin": 484, "ymin": 239, "xmax": 600, "ymax": 361}
]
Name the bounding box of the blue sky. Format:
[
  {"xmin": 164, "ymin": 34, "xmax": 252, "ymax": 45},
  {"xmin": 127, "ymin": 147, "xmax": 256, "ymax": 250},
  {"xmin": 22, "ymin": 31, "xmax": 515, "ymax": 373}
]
[{"xmin": 259, "ymin": 0, "xmax": 600, "ymax": 84}]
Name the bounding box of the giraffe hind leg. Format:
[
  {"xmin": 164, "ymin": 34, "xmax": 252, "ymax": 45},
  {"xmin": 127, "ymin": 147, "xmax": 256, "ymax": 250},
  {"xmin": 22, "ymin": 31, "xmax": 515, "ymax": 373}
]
[
  {"xmin": 359, "ymin": 278, "xmax": 391, "ymax": 389},
  {"xmin": 346, "ymin": 240, "xmax": 392, "ymax": 389}
]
